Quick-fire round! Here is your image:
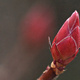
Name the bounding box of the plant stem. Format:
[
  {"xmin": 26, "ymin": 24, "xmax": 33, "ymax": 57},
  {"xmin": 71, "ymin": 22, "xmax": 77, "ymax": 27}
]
[{"xmin": 37, "ymin": 67, "xmax": 57, "ymax": 80}]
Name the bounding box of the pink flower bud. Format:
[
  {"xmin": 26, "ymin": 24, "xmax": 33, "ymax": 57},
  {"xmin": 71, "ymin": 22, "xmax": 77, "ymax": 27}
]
[{"xmin": 50, "ymin": 11, "xmax": 80, "ymax": 66}]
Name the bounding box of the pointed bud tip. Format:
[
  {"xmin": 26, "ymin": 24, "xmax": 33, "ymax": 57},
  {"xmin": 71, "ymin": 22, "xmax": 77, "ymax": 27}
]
[
  {"xmin": 73, "ymin": 10, "xmax": 79, "ymax": 18},
  {"xmin": 74, "ymin": 10, "xmax": 78, "ymax": 13},
  {"xmin": 71, "ymin": 10, "xmax": 79, "ymax": 26}
]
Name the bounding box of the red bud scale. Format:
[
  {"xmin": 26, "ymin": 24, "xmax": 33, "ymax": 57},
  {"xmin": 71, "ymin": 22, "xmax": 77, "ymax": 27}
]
[{"xmin": 50, "ymin": 11, "xmax": 80, "ymax": 75}]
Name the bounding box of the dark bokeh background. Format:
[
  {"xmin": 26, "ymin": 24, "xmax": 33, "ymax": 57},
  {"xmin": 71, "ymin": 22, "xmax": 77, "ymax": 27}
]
[{"xmin": 0, "ymin": 0, "xmax": 80, "ymax": 80}]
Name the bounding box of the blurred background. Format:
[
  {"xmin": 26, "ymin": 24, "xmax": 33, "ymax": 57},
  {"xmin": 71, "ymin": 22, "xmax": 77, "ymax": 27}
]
[{"xmin": 0, "ymin": 0, "xmax": 80, "ymax": 80}]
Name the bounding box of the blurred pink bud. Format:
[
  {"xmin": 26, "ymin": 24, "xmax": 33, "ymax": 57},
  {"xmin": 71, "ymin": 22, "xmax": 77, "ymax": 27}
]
[
  {"xmin": 50, "ymin": 11, "xmax": 80, "ymax": 66},
  {"xmin": 20, "ymin": 4, "xmax": 56, "ymax": 49}
]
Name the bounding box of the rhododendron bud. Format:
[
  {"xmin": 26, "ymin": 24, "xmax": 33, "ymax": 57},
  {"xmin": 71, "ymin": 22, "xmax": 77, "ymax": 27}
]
[{"xmin": 50, "ymin": 11, "xmax": 80, "ymax": 68}]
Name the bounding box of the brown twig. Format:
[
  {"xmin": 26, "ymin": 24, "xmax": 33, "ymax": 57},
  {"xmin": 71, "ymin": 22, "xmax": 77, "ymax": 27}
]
[
  {"xmin": 37, "ymin": 61, "xmax": 64, "ymax": 80},
  {"xmin": 37, "ymin": 67, "xmax": 57, "ymax": 80}
]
